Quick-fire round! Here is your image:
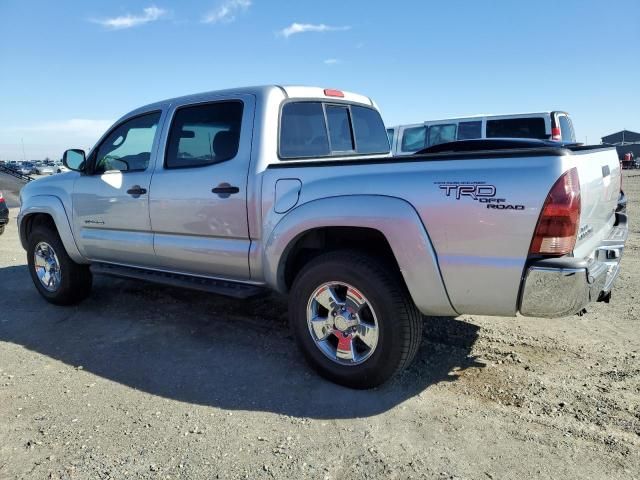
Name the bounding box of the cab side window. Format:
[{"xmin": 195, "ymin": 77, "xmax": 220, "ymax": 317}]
[
  {"xmin": 401, "ymin": 126, "xmax": 427, "ymax": 152},
  {"xmin": 165, "ymin": 101, "xmax": 244, "ymax": 169},
  {"xmin": 428, "ymin": 124, "xmax": 457, "ymax": 147},
  {"xmin": 457, "ymin": 121, "xmax": 482, "ymax": 140},
  {"xmin": 94, "ymin": 112, "xmax": 161, "ymax": 174}
]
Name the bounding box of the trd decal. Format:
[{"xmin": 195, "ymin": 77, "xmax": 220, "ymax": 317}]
[{"xmin": 435, "ymin": 181, "xmax": 525, "ymax": 210}]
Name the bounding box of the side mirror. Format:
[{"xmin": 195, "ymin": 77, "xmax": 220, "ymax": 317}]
[{"xmin": 62, "ymin": 149, "xmax": 86, "ymax": 172}]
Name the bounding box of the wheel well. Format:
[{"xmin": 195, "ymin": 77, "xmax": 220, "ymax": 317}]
[
  {"xmin": 22, "ymin": 213, "xmax": 57, "ymax": 241},
  {"xmin": 283, "ymin": 227, "xmax": 401, "ymax": 291}
]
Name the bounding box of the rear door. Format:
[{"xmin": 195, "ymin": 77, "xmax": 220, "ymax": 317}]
[{"xmin": 148, "ymin": 95, "xmax": 255, "ymax": 280}]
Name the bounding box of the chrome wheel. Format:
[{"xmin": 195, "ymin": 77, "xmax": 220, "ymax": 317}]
[
  {"xmin": 33, "ymin": 241, "xmax": 62, "ymax": 292},
  {"xmin": 306, "ymin": 282, "xmax": 379, "ymax": 365}
]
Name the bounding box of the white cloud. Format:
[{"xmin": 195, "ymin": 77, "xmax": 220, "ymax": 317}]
[
  {"xmin": 278, "ymin": 22, "xmax": 351, "ymax": 38},
  {"xmin": 92, "ymin": 6, "xmax": 167, "ymax": 30},
  {"xmin": 203, "ymin": 0, "xmax": 251, "ymax": 24},
  {"xmin": 324, "ymin": 58, "xmax": 340, "ymax": 65}
]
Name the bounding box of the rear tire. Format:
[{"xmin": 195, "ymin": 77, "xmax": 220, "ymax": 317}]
[
  {"xmin": 289, "ymin": 250, "xmax": 422, "ymax": 389},
  {"xmin": 27, "ymin": 224, "xmax": 92, "ymax": 305}
]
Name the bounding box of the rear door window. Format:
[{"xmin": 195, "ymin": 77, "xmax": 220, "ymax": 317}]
[
  {"xmin": 279, "ymin": 102, "xmax": 389, "ymax": 158},
  {"xmin": 401, "ymin": 126, "xmax": 427, "ymax": 152},
  {"xmin": 165, "ymin": 101, "xmax": 243, "ymax": 169},
  {"xmin": 427, "ymin": 124, "xmax": 457, "ymax": 147},
  {"xmin": 558, "ymin": 115, "xmax": 575, "ymax": 142},
  {"xmin": 457, "ymin": 121, "xmax": 482, "ymax": 140},
  {"xmin": 486, "ymin": 117, "xmax": 547, "ymax": 139}
]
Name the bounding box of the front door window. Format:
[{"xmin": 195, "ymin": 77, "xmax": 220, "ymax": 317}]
[{"xmin": 94, "ymin": 112, "xmax": 161, "ymax": 173}]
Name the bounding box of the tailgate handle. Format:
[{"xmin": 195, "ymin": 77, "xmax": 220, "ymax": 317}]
[{"xmin": 602, "ymin": 165, "xmax": 610, "ymax": 178}]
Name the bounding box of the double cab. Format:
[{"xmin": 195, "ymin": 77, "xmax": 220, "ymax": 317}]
[{"xmin": 18, "ymin": 86, "xmax": 627, "ymax": 388}]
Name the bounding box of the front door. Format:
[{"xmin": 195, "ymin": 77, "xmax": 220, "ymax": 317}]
[
  {"xmin": 149, "ymin": 95, "xmax": 255, "ymax": 280},
  {"xmin": 72, "ymin": 111, "xmax": 163, "ymax": 266}
]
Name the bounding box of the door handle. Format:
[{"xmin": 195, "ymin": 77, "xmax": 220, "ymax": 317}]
[
  {"xmin": 212, "ymin": 183, "xmax": 240, "ymax": 198},
  {"xmin": 127, "ymin": 185, "xmax": 147, "ymax": 197}
]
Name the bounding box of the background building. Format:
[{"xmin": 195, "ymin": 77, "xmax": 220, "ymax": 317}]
[{"xmin": 601, "ymin": 130, "xmax": 640, "ymax": 160}]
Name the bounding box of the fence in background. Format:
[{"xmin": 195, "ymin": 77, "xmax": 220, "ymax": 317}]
[{"xmin": 0, "ymin": 164, "xmax": 34, "ymax": 182}]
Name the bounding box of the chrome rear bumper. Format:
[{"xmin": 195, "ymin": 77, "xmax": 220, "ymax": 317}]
[{"xmin": 519, "ymin": 213, "xmax": 628, "ymax": 318}]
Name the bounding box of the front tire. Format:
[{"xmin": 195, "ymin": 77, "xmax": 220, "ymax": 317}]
[
  {"xmin": 289, "ymin": 250, "xmax": 422, "ymax": 389},
  {"xmin": 27, "ymin": 224, "xmax": 92, "ymax": 305}
]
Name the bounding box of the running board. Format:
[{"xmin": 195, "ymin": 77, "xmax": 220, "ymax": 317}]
[{"xmin": 90, "ymin": 263, "xmax": 266, "ymax": 299}]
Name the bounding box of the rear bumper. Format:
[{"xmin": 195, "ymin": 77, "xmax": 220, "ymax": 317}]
[{"xmin": 519, "ymin": 213, "xmax": 628, "ymax": 318}]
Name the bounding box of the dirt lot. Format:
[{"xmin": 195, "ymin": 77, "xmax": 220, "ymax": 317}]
[{"xmin": 0, "ymin": 172, "xmax": 638, "ymax": 480}]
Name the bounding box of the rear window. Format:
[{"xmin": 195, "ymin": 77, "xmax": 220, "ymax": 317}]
[
  {"xmin": 279, "ymin": 102, "xmax": 388, "ymax": 159},
  {"xmin": 351, "ymin": 106, "xmax": 390, "ymax": 154},
  {"xmin": 401, "ymin": 126, "xmax": 427, "ymax": 152},
  {"xmin": 486, "ymin": 117, "xmax": 547, "ymax": 139},
  {"xmin": 326, "ymin": 105, "xmax": 354, "ymax": 152},
  {"xmin": 457, "ymin": 121, "xmax": 482, "ymax": 140}
]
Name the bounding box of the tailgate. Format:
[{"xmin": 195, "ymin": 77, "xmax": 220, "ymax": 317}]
[{"xmin": 572, "ymin": 148, "xmax": 621, "ymax": 259}]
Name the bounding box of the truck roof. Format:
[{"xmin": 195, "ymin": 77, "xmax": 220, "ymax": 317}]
[{"xmin": 127, "ymin": 85, "xmax": 375, "ymax": 120}]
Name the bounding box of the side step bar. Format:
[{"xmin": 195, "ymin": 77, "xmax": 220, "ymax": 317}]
[{"xmin": 91, "ymin": 263, "xmax": 266, "ymax": 299}]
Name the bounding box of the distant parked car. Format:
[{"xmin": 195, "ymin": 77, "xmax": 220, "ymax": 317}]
[
  {"xmin": 55, "ymin": 162, "xmax": 70, "ymax": 173},
  {"xmin": 18, "ymin": 162, "xmax": 36, "ymax": 175},
  {"xmin": 388, "ymin": 111, "xmax": 576, "ymax": 155},
  {"xmin": 37, "ymin": 164, "xmax": 55, "ymax": 175},
  {"xmin": 621, "ymin": 152, "xmax": 638, "ymax": 169},
  {"xmin": 0, "ymin": 192, "xmax": 8, "ymax": 235}
]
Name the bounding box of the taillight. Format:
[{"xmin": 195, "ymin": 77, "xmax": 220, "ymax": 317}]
[
  {"xmin": 0, "ymin": 192, "xmax": 4, "ymax": 204},
  {"xmin": 529, "ymin": 167, "xmax": 581, "ymax": 256},
  {"xmin": 324, "ymin": 88, "xmax": 344, "ymax": 98},
  {"xmin": 551, "ymin": 127, "xmax": 562, "ymax": 141}
]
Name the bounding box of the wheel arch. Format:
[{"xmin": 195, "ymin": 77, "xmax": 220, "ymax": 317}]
[
  {"xmin": 19, "ymin": 195, "xmax": 86, "ymax": 263},
  {"xmin": 263, "ymin": 195, "xmax": 457, "ymax": 316}
]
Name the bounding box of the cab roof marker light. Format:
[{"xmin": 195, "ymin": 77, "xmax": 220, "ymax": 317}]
[{"xmin": 324, "ymin": 89, "xmax": 344, "ymax": 98}]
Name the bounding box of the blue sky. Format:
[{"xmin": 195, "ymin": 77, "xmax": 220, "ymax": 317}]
[{"xmin": 1, "ymin": 0, "xmax": 638, "ymax": 160}]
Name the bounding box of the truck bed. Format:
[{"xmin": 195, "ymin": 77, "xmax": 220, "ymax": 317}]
[{"xmin": 263, "ymin": 144, "xmax": 621, "ymax": 316}]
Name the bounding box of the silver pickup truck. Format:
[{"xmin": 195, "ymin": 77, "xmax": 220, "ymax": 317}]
[{"xmin": 18, "ymin": 85, "xmax": 627, "ymax": 388}]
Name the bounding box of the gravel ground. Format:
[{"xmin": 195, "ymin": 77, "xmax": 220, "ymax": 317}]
[{"xmin": 0, "ymin": 172, "xmax": 638, "ymax": 480}]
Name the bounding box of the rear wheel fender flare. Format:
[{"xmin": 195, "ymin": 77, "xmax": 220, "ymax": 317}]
[{"xmin": 263, "ymin": 195, "xmax": 457, "ymax": 316}]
